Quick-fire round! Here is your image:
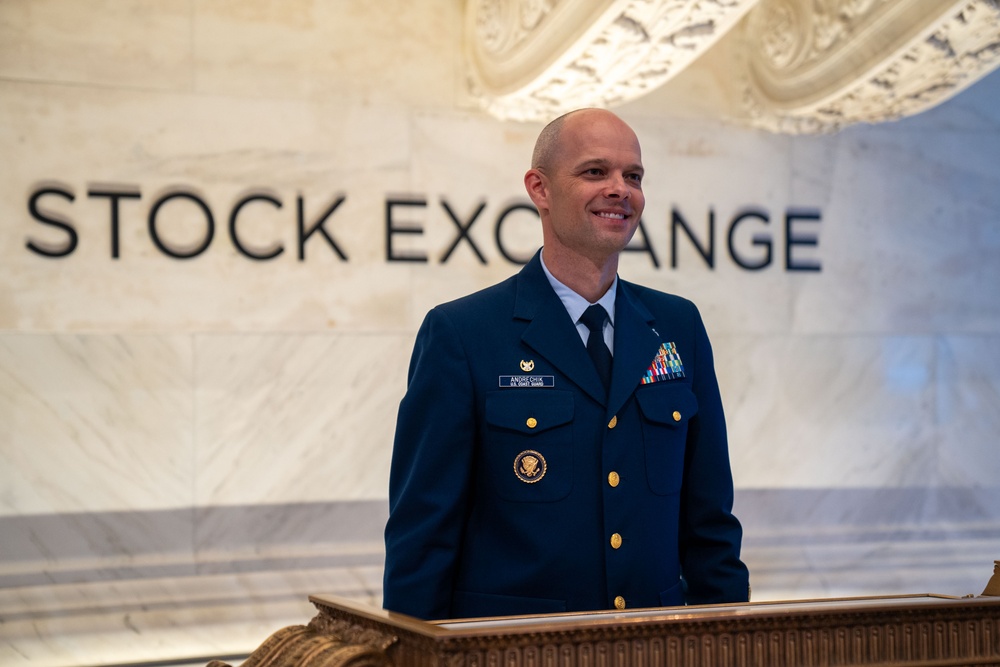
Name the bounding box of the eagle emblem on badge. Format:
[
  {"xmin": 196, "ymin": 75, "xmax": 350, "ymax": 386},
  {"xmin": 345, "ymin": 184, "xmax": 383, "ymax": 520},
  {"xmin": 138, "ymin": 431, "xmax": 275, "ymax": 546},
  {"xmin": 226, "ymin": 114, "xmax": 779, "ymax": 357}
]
[
  {"xmin": 520, "ymin": 359, "xmax": 535, "ymax": 372},
  {"xmin": 514, "ymin": 450, "xmax": 547, "ymax": 483}
]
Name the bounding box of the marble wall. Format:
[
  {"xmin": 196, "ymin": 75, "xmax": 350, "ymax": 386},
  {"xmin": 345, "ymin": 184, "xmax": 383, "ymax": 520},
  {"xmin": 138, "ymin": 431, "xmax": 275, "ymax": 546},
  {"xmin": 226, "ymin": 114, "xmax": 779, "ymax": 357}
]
[{"xmin": 1, "ymin": 2, "xmax": 998, "ymax": 666}]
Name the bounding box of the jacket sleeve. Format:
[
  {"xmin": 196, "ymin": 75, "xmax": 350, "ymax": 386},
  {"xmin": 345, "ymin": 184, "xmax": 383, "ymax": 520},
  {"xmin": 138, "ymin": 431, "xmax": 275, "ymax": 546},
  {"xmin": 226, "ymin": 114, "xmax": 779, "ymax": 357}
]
[
  {"xmin": 678, "ymin": 302, "xmax": 751, "ymax": 604},
  {"xmin": 382, "ymin": 306, "xmax": 476, "ymax": 620}
]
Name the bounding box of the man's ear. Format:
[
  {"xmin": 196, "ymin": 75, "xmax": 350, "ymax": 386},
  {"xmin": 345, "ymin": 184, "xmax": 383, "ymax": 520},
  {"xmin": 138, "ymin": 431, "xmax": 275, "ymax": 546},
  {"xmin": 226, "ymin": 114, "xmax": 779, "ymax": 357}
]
[{"xmin": 523, "ymin": 169, "xmax": 548, "ymax": 211}]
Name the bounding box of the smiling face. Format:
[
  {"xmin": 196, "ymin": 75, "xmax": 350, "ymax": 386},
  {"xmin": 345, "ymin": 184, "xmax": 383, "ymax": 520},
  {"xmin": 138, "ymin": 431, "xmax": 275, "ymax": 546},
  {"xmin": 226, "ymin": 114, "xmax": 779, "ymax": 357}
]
[{"xmin": 525, "ymin": 109, "xmax": 645, "ymax": 270}]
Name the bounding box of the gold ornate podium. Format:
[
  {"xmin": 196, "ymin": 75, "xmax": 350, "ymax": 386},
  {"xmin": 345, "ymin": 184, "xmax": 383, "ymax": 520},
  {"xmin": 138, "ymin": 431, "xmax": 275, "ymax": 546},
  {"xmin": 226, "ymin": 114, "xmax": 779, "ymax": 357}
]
[
  {"xmin": 219, "ymin": 581, "xmax": 1000, "ymax": 667},
  {"xmin": 213, "ymin": 562, "xmax": 1000, "ymax": 666}
]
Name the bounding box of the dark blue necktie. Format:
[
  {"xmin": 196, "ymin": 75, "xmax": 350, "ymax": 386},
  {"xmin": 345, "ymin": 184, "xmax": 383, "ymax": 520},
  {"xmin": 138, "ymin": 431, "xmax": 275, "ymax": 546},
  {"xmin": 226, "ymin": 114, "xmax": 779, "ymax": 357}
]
[{"xmin": 580, "ymin": 304, "xmax": 612, "ymax": 392}]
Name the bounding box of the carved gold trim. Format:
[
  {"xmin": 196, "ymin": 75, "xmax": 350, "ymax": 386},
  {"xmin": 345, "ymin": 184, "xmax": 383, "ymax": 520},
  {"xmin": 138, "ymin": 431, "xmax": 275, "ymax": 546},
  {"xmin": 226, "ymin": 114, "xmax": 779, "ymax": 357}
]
[
  {"xmin": 308, "ymin": 615, "xmax": 399, "ymax": 652},
  {"xmin": 303, "ymin": 593, "xmax": 1000, "ymax": 667}
]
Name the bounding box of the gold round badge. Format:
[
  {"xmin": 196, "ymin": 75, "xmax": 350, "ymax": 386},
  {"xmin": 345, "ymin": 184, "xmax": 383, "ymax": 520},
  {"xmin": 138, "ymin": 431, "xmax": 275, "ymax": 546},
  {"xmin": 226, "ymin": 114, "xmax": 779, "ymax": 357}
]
[{"xmin": 514, "ymin": 449, "xmax": 547, "ymax": 484}]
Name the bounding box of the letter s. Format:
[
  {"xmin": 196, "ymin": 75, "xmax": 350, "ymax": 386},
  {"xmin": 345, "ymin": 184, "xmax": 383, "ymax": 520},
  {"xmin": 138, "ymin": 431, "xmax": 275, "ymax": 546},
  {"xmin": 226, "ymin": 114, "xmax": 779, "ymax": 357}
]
[{"xmin": 26, "ymin": 186, "xmax": 78, "ymax": 257}]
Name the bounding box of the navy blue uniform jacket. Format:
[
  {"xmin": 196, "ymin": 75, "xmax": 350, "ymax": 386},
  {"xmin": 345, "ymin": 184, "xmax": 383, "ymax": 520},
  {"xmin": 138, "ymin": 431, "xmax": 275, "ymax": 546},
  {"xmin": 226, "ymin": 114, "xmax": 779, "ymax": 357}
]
[{"xmin": 383, "ymin": 252, "xmax": 748, "ymax": 620}]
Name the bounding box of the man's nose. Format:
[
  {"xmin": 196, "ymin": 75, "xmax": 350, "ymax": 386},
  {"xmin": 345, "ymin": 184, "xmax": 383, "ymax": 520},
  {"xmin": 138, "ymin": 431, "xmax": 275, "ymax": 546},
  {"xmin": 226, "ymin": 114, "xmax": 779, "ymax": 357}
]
[{"xmin": 605, "ymin": 173, "xmax": 629, "ymax": 198}]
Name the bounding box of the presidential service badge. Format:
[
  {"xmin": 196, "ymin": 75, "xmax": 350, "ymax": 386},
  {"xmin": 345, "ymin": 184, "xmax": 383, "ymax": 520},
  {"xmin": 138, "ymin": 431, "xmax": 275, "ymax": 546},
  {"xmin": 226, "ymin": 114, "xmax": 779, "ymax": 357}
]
[
  {"xmin": 519, "ymin": 359, "xmax": 535, "ymax": 372},
  {"xmin": 514, "ymin": 449, "xmax": 546, "ymax": 483}
]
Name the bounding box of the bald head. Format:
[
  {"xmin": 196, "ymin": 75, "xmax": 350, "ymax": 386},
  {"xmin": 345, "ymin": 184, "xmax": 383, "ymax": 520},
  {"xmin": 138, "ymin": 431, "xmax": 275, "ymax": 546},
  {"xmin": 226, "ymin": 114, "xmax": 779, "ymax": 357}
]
[
  {"xmin": 530, "ymin": 108, "xmax": 639, "ymax": 172},
  {"xmin": 531, "ymin": 110, "xmax": 574, "ymax": 171}
]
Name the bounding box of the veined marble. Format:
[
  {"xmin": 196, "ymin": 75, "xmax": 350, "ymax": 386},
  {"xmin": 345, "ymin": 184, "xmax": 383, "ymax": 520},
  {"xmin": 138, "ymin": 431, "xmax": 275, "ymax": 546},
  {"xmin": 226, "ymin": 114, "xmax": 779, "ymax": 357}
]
[
  {"xmin": 0, "ymin": 0, "xmax": 193, "ymax": 91},
  {"xmin": 0, "ymin": 501, "xmax": 386, "ymax": 666},
  {"xmin": 720, "ymin": 334, "xmax": 938, "ymax": 490},
  {"xmin": 937, "ymin": 336, "xmax": 1000, "ymax": 486},
  {"xmin": 0, "ymin": 335, "xmax": 195, "ymax": 516},
  {"xmin": 194, "ymin": 333, "xmax": 411, "ymax": 505}
]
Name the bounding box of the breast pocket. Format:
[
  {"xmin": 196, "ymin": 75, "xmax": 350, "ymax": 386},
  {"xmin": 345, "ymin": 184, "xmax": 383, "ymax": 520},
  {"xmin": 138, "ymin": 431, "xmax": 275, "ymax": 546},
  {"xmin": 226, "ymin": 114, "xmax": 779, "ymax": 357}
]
[
  {"xmin": 483, "ymin": 390, "xmax": 574, "ymax": 502},
  {"xmin": 636, "ymin": 383, "xmax": 699, "ymax": 495}
]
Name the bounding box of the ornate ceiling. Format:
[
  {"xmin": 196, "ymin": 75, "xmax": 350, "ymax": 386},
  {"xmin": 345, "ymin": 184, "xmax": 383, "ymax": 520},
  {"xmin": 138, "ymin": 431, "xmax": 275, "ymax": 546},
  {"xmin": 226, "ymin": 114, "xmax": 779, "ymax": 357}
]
[{"xmin": 464, "ymin": 0, "xmax": 1000, "ymax": 133}]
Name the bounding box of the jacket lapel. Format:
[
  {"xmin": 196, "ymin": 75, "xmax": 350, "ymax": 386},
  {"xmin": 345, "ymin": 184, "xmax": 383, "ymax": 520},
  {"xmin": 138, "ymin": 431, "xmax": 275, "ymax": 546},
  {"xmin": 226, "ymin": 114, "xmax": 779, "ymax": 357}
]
[
  {"xmin": 513, "ymin": 254, "xmax": 608, "ymax": 405},
  {"xmin": 608, "ymin": 282, "xmax": 662, "ymax": 416}
]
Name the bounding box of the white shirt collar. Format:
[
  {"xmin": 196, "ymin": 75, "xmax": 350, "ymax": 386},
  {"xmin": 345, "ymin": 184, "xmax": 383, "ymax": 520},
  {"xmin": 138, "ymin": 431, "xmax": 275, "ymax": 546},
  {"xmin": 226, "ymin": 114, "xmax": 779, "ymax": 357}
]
[{"xmin": 539, "ymin": 249, "xmax": 617, "ymax": 328}]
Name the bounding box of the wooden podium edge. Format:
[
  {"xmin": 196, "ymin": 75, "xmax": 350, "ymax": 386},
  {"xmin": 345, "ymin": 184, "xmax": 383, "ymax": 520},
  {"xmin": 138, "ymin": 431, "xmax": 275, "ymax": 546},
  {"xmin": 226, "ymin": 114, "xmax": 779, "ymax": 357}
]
[{"xmin": 211, "ymin": 562, "xmax": 1000, "ymax": 667}]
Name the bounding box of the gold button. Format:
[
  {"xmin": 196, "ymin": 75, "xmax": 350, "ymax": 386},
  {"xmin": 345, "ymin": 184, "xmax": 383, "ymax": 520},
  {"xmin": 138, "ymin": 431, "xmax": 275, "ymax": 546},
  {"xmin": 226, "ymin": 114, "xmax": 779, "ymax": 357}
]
[
  {"xmin": 672, "ymin": 410, "xmax": 681, "ymax": 422},
  {"xmin": 610, "ymin": 533, "xmax": 622, "ymax": 549},
  {"xmin": 526, "ymin": 417, "xmax": 537, "ymax": 429},
  {"xmin": 608, "ymin": 471, "xmax": 620, "ymax": 487},
  {"xmin": 614, "ymin": 596, "xmax": 626, "ymax": 610},
  {"xmin": 608, "ymin": 415, "xmax": 617, "ymax": 429}
]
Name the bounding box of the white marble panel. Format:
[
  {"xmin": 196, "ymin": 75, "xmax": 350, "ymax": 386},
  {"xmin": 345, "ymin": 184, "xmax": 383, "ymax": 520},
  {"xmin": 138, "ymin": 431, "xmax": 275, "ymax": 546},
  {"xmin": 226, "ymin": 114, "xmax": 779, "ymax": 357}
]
[
  {"xmin": 0, "ymin": 499, "xmax": 387, "ymax": 666},
  {"xmin": 0, "ymin": 334, "xmax": 194, "ymax": 515},
  {"xmin": 0, "ymin": 563, "xmax": 382, "ymax": 667},
  {"xmin": 790, "ymin": 122, "xmax": 1000, "ymax": 335},
  {"xmin": 718, "ymin": 333, "xmax": 938, "ymax": 489},
  {"xmin": 194, "ymin": 333, "xmax": 411, "ymax": 505},
  {"xmin": 743, "ymin": 530, "xmax": 1000, "ymax": 601},
  {"xmin": 192, "ymin": 0, "xmax": 461, "ymax": 106},
  {"xmin": 0, "ymin": 0, "xmax": 193, "ymax": 91},
  {"xmin": 737, "ymin": 487, "xmax": 1000, "ymax": 601},
  {"xmin": 936, "ymin": 336, "xmax": 1000, "ymax": 487}
]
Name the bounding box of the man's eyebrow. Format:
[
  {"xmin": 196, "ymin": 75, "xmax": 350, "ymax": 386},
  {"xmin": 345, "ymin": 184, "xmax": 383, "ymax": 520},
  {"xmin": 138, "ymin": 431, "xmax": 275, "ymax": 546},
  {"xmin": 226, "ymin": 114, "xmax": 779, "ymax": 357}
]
[{"xmin": 573, "ymin": 158, "xmax": 645, "ymax": 173}]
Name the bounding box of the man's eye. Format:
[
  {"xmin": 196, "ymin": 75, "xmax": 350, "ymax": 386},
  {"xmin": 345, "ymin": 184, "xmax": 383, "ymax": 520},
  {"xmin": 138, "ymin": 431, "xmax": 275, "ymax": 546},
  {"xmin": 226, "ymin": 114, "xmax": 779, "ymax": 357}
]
[
  {"xmin": 627, "ymin": 173, "xmax": 642, "ymax": 183},
  {"xmin": 586, "ymin": 168, "xmax": 603, "ymax": 176}
]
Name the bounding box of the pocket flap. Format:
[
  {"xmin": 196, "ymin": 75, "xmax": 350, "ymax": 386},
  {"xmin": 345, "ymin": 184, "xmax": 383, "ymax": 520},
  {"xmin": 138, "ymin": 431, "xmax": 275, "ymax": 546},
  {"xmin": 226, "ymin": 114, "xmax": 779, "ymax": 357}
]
[
  {"xmin": 485, "ymin": 390, "xmax": 574, "ymax": 434},
  {"xmin": 635, "ymin": 383, "xmax": 699, "ymax": 426}
]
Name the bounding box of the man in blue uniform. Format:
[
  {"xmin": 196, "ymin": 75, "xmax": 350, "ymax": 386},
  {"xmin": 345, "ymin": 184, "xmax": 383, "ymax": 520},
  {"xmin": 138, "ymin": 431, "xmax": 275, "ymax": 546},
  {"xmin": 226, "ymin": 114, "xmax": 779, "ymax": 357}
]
[{"xmin": 383, "ymin": 108, "xmax": 749, "ymax": 620}]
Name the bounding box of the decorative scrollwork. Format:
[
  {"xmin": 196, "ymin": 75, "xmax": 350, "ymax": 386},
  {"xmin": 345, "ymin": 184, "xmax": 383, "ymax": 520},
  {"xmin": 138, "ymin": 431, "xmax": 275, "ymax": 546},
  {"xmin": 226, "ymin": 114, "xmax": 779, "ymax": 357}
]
[
  {"xmin": 466, "ymin": 0, "xmax": 758, "ymax": 122},
  {"xmin": 740, "ymin": 0, "xmax": 1000, "ymax": 133},
  {"xmin": 308, "ymin": 615, "xmax": 398, "ymax": 652},
  {"xmin": 464, "ymin": 0, "xmax": 1000, "ymax": 132},
  {"xmin": 474, "ymin": 0, "xmax": 557, "ymax": 56}
]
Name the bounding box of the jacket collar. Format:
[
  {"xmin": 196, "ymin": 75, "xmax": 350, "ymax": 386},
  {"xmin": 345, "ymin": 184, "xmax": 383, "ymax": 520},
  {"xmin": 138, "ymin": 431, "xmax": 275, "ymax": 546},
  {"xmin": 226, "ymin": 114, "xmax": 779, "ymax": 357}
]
[{"xmin": 513, "ymin": 251, "xmax": 661, "ymax": 411}]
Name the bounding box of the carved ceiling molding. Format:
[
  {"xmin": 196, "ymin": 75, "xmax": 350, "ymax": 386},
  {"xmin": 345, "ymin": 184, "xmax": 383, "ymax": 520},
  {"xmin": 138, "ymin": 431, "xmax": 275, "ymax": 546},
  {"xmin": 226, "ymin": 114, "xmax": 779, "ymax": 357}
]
[
  {"xmin": 739, "ymin": 0, "xmax": 1000, "ymax": 133},
  {"xmin": 464, "ymin": 0, "xmax": 1000, "ymax": 133},
  {"xmin": 464, "ymin": 0, "xmax": 760, "ymax": 123}
]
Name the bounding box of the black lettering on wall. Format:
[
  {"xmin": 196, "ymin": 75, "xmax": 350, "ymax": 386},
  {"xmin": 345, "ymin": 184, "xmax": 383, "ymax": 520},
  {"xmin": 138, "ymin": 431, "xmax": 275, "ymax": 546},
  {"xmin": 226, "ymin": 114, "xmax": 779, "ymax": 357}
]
[
  {"xmin": 671, "ymin": 207, "xmax": 715, "ymax": 269},
  {"xmin": 88, "ymin": 188, "xmax": 141, "ymax": 259},
  {"xmin": 386, "ymin": 197, "xmax": 428, "ymax": 263},
  {"xmin": 440, "ymin": 199, "xmax": 487, "ymax": 264},
  {"xmin": 298, "ymin": 195, "xmax": 347, "ymax": 261},
  {"xmin": 494, "ymin": 203, "xmax": 537, "ymax": 266},
  {"xmin": 785, "ymin": 209, "xmax": 822, "ymax": 272},
  {"xmin": 230, "ymin": 193, "xmax": 284, "ymax": 261},
  {"xmin": 26, "ymin": 186, "xmax": 78, "ymax": 258},
  {"xmin": 22, "ymin": 181, "xmax": 824, "ymax": 273},
  {"xmin": 728, "ymin": 209, "xmax": 772, "ymax": 270},
  {"xmin": 148, "ymin": 191, "xmax": 214, "ymax": 259}
]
